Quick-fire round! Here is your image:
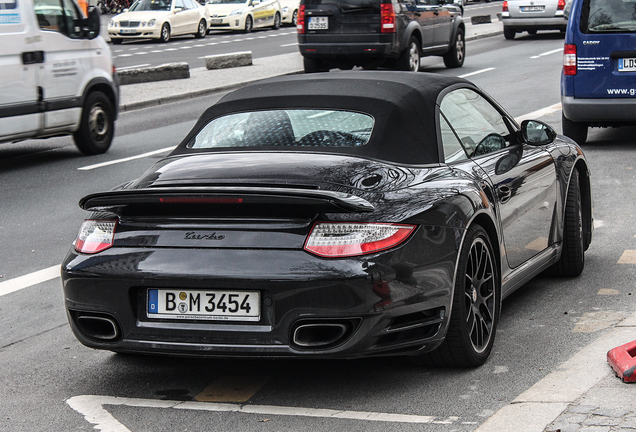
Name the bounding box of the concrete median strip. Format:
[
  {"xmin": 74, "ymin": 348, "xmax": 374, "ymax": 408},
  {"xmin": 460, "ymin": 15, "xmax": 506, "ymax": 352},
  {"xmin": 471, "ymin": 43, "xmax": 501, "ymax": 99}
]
[
  {"xmin": 205, "ymin": 51, "xmax": 253, "ymax": 70},
  {"xmin": 117, "ymin": 62, "xmax": 190, "ymax": 85}
]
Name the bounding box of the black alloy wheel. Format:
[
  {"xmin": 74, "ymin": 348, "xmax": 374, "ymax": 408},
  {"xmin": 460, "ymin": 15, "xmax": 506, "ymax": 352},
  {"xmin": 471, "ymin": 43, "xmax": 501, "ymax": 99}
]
[
  {"xmin": 73, "ymin": 91, "xmax": 115, "ymax": 155},
  {"xmin": 414, "ymin": 224, "xmax": 499, "ymax": 367},
  {"xmin": 547, "ymin": 169, "xmax": 585, "ymax": 277},
  {"xmin": 443, "ymin": 27, "xmax": 465, "ymax": 68}
]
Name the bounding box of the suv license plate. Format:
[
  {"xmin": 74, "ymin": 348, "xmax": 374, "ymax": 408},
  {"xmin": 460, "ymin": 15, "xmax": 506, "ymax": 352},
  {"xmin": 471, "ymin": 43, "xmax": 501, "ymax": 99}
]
[
  {"xmin": 618, "ymin": 58, "xmax": 636, "ymax": 72},
  {"xmin": 147, "ymin": 289, "xmax": 260, "ymax": 321},
  {"xmin": 308, "ymin": 16, "xmax": 328, "ymax": 30},
  {"xmin": 520, "ymin": 5, "xmax": 544, "ymax": 11}
]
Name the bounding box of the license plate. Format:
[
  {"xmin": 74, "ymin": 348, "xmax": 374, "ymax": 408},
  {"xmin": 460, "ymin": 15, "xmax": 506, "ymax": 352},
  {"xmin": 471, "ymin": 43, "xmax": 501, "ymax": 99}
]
[
  {"xmin": 618, "ymin": 58, "xmax": 636, "ymax": 72},
  {"xmin": 520, "ymin": 5, "xmax": 544, "ymax": 11},
  {"xmin": 147, "ymin": 289, "xmax": 260, "ymax": 321},
  {"xmin": 210, "ymin": 18, "xmax": 223, "ymax": 24},
  {"xmin": 308, "ymin": 16, "xmax": 328, "ymax": 30},
  {"xmin": 119, "ymin": 28, "xmax": 137, "ymax": 34}
]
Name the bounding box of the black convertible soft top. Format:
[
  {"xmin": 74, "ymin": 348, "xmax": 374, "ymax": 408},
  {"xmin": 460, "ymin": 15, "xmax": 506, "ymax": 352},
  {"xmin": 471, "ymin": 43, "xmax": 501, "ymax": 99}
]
[{"xmin": 172, "ymin": 71, "xmax": 474, "ymax": 165}]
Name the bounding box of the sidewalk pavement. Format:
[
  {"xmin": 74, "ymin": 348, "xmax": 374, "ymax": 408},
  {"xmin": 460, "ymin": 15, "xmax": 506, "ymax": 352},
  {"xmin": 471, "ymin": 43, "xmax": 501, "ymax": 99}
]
[
  {"xmin": 116, "ymin": 19, "xmax": 636, "ymax": 432},
  {"xmin": 118, "ymin": 18, "xmax": 504, "ymax": 111}
]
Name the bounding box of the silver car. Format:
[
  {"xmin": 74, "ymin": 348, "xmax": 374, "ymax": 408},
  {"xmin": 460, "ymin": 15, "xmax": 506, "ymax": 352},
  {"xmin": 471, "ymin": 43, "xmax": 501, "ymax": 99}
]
[{"xmin": 501, "ymin": 0, "xmax": 567, "ymax": 39}]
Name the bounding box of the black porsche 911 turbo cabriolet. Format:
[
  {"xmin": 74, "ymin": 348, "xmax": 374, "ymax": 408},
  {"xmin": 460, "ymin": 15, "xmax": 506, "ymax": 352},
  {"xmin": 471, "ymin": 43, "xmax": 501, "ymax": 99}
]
[{"xmin": 62, "ymin": 71, "xmax": 592, "ymax": 367}]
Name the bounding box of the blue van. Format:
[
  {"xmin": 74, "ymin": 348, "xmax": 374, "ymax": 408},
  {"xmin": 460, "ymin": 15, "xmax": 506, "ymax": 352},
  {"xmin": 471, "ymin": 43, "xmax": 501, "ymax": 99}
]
[{"xmin": 561, "ymin": 0, "xmax": 636, "ymax": 145}]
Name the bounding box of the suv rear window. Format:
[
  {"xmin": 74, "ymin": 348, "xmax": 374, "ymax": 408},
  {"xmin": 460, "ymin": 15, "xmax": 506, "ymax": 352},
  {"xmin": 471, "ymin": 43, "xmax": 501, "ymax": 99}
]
[
  {"xmin": 581, "ymin": 0, "xmax": 636, "ymax": 33},
  {"xmin": 188, "ymin": 109, "xmax": 375, "ymax": 149},
  {"xmin": 303, "ymin": 0, "xmax": 379, "ymax": 11}
]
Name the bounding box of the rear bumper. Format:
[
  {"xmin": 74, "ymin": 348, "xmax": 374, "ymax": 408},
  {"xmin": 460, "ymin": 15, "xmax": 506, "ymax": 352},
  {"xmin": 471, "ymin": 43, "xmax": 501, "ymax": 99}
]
[
  {"xmin": 562, "ymin": 96, "xmax": 636, "ymax": 124},
  {"xmin": 299, "ymin": 42, "xmax": 395, "ymax": 59},
  {"xmin": 61, "ymin": 238, "xmax": 457, "ymax": 358},
  {"xmin": 502, "ymin": 16, "xmax": 567, "ymax": 31}
]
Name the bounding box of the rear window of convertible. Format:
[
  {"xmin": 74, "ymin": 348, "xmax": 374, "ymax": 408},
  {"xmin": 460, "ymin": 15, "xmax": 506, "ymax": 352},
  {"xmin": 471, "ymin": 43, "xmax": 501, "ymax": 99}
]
[{"xmin": 187, "ymin": 109, "xmax": 375, "ymax": 149}]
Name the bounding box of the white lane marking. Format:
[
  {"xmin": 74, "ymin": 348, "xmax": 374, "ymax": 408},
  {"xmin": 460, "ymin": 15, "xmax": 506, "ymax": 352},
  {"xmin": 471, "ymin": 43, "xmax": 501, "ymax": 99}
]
[
  {"xmin": 78, "ymin": 146, "xmax": 174, "ymax": 171},
  {"xmin": 8, "ymin": 101, "xmax": 562, "ymax": 296},
  {"xmin": 116, "ymin": 64, "xmax": 150, "ymax": 70},
  {"xmin": 514, "ymin": 103, "xmax": 561, "ymax": 123},
  {"xmin": 458, "ymin": 67, "xmax": 495, "ymax": 78},
  {"xmin": 66, "ymin": 395, "xmax": 443, "ymax": 430},
  {"xmin": 0, "ymin": 265, "xmax": 60, "ymax": 298},
  {"xmin": 281, "ymin": 42, "xmax": 298, "ymax": 47},
  {"xmin": 530, "ymin": 48, "xmax": 563, "ymax": 59}
]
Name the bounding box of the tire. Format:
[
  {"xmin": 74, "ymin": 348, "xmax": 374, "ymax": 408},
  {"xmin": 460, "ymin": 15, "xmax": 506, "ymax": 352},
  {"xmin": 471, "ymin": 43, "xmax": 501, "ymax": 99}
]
[
  {"xmin": 272, "ymin": 12, "xmax": 281, "ymax": 29},
  {"xmin": 503, "ymin": 27, "xmax": 515, "ymax": 40},
  {"xmin": 562, "ymin": 113, "xmax": 588, "ymax": 146},
  {"xmin": 111, "ymin": 38, "xmax": 123, "ymax": 44},
  {"xmin": 291, "ymin": 10, "xmax": 298, "ymax": 26},
  {"xmin": 244, "ymin": 15, "xmax": 253, "ymax": 33},
  {"xmin": 443, "ymin": 27, "xmax": 465, "ymax": 68},
  {"xmin": 159, "ymin": 22, "xmax": 170, "ymax": 42},
  {"xmin": 548, "ymin": 169, "xmax": 585, "ymax": 277},
  {"xmin": 414, "ymin": 225, "xmax": 499, "ymax": 368},
  {"xmin": 194, "ymin": 19, "xmax": 206, "ymax": 38},
  {"xmin": 527, "ymin": 29, "xmax": 537, "ymax": 35},
  {"xmin": 303, "ymin": 56, "xmax": 328, "ymax": 73},
  {"xmin": 73, "ymin": 92, "xmax": 115, "ymax": 155},
  {"xmin": 395, "ymin": 36, "xmax": 420, "ymax": 72}
]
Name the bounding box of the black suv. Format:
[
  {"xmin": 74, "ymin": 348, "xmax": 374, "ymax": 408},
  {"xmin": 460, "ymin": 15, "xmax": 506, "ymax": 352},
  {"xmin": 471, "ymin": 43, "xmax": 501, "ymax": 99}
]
[{"xmin": 297, "ymin": 0, "xmax": 465, "ymax": 72}]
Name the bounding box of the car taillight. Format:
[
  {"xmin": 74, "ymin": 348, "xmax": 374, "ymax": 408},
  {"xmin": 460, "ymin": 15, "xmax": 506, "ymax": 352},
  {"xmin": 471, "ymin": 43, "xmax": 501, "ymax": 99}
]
[
  {"xmin": 297, "ymin": 4, "xmax": 305, "ymax": 34},
  {"xmin": 380, "ymin": 3, "xmax": 395, "ymax": 33},
  {"xmin": 564, "ymin": 44, "xmax": 577, "ymax": 76},
  {"xmin": 557, "ymin": 0, "xmax": 565, "ymax": 10},
  {"xmin": 304, "ymin": 222, "xmax": 415, "ymax": 257},
  {"xmin": 74, "ymin": 220, "xmax": 117, "ymax": 254},
  {"xmin": 502, "ymin": 0, "xmax": 508, "ymax": 12}
]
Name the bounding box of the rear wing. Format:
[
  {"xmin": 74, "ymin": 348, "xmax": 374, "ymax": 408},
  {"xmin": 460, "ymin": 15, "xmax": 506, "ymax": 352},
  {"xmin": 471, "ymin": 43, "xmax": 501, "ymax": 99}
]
[{"xmin": 79, "ymin": 186, "xmax": 375, "ymax": 214}]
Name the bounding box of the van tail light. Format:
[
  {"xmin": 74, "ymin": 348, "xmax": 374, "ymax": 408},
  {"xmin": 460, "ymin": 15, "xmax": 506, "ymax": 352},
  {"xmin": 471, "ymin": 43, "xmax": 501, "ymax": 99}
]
[
  {"xmin": 74, "ymin": 220, "xmax": 117, "ymax": 254},
  {"xmin": 381, "ymin": 3, "xmax": 396, "ymax": 33},
  {"xmin": 557, "ymin": 0, "xmax": 565, "ymax": 10},
  {"xmin": 297, "ymin": 4, "xmax": 305, "ymax": 33},
  {"xmin": 304, "ymin": 222, "xmax": 415, "ymax": 257},
  {"xmin": 564, "ymin": 44, "xmax": 577, "ymax": 76},
  {"xmin": 502, "ymin": 1, "xmax": 508, "ymax": 12}
]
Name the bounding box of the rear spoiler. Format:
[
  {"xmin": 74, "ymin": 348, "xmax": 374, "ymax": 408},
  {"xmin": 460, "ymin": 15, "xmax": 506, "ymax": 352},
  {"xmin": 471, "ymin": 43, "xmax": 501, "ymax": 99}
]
[{"xmin": 79, "ymin": 186, "xmax": 375, "ymax": 213}]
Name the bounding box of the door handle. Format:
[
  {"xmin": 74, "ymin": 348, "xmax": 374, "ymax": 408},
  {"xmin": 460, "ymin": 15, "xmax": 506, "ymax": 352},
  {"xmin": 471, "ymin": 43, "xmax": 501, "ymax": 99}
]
[{"xmin": 22, "ymin": 51, "xmax": 45, "ymax": 65}]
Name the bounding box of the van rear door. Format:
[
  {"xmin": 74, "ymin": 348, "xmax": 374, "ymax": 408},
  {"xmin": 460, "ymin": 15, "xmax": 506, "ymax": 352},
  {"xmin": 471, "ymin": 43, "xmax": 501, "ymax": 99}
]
[
  {"xmin": 572, "ymin": 0, "xmax": 636, "ymax": 99},
  {"xmin": 0, "ymin": 0, "xmax": 43, "ymax": 140}
]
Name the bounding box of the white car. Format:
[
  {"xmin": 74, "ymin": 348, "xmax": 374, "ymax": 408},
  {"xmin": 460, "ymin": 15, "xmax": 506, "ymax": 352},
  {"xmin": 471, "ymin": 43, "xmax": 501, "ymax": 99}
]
[
  {"xmin": 205, "ymin": 0, "xmax": 281, "ymax": 32},
  {"xmin": 278, "ymin": 0, "xmax": 298, "ymax": 26},
  {"xmin": 108, "ymin": 0, "xmax": 210, "ymax": 43},
  {"xmin": 502, "ymin": 0, "xmax": 567, "ymax": 40}
]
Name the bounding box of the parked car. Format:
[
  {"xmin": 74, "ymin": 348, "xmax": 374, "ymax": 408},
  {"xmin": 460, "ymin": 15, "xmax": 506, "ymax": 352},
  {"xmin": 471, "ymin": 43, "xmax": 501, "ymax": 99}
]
[
  {"xmin": 62, "ymin": 71, "xmax": 593, "ymax": 367},
  {"xmin": 0, "ymin": 0, "xmax": 118, "ymax": 155},
  {"xmin": 501, "ymin": 0, "xmax": 567, "ymax": 39},
  {"xmin": 205, "ymin": 0, "xmax": 281, "ymax": 32},
  {"xmin": 108, "ymin": 0, "xmax": 209, "ymax": 43},
  {"xmin": 297, "ymin": 0, "xmax": 465, "ymax": 72},
  {"xmin": 561, "ymin": 0, "xmax": 636, "ymax": 145},
  {"xmin": 279, "ymin": 0, "xmax": 299, "ymax": 25}
]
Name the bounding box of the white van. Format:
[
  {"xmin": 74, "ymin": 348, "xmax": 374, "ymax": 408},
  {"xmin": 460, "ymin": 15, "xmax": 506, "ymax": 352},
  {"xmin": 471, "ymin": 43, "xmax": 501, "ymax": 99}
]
[{"xmin": 0, "ymin": 0, "xmax": 118, "ymax": 155}]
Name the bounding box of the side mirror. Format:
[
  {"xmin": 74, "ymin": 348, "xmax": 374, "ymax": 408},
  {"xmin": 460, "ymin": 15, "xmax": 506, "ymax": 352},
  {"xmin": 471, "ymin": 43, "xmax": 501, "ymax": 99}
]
[
  {"xmin": 521, "ymin": 119, "xmax": 556, "ymax": 146},
  {"xmin": 174, "ymin": 5, "xmax": 183, "ymax": 12},
  {"xmin": 83, "ymin": 6, "xmax": 100, "ymax": 39}
]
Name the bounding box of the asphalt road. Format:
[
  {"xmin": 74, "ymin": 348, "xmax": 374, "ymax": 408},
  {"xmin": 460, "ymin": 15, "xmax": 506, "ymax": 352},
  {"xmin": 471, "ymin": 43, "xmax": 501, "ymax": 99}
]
[
  {"xmin": 2, "ymin": 31, "xmax": 636, "ymax": 432},
  {"xmin": 105, "ymin": 1, "xmax": 505, "ymax": 70}
]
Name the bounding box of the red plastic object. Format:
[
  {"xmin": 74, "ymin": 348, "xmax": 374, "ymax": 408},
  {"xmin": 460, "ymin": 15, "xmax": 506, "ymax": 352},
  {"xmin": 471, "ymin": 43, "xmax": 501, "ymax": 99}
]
[{"xmin": 607, "ymin": 340, "xmax": 636, "ymax": 383}]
